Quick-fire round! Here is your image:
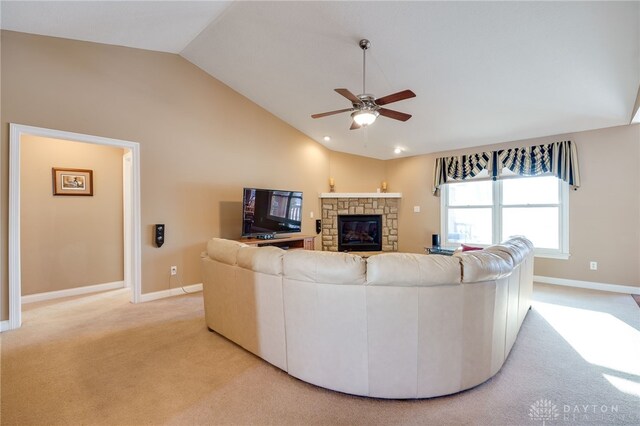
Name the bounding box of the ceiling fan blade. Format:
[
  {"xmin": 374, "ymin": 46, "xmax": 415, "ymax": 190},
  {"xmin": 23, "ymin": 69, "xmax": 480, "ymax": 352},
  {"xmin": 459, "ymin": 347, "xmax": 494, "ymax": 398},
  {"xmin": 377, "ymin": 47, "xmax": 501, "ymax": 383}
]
[
  {"xmin": 375, "ymin": 90, "xmax": 416, "ymax": 106},
  {"xmin": 350, "ymin": 121, "xmax": 362, "ymax": 130},
  {"xmin": 335, "ymin": 88, "xmax": 361, "ymax": 104},
  {"xmin": 378, "ymin": 108, "xmax": 412, "ymax": 122},
  {"xmin": 311, "ymin": 108, "xmax": 352, "ymax": 119}
]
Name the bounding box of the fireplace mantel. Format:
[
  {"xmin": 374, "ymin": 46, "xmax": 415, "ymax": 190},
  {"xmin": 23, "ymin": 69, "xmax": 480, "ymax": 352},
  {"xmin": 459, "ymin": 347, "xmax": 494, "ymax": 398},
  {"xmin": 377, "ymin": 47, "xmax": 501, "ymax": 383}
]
[{"xmin": 319, "ymin": 192, "xmax": 402, "ymax": 199}]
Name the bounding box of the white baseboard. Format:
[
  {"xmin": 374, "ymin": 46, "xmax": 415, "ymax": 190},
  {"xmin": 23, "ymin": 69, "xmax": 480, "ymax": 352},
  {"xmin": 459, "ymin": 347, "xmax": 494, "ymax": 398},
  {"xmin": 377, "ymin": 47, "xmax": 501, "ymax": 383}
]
[
  {"xmin": 22, "ymin": 281, "xmax": 125, "ymax": 304},
  {"xmin": 0, "ymin": 320, "xmax": 10, "ymax": 332},
  {"xmin": 534, "ymin": 275, "xmax": 640, "ymax": 295},
  {"xmin": 139, "ymin": 283, "xmax": 203, "ymax": 303}
]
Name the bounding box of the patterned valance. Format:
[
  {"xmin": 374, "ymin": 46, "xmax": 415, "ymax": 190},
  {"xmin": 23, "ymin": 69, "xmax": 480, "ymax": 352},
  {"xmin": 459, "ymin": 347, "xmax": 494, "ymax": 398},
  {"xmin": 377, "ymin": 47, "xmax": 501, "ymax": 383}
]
[
  {"xmin": 433, "ymin": 152, "xmax": 492, "ymax": 185},
  {"xmin": 498, "ymin": 144, "xmax": 553, "ymax": 176},
  {"xmin": 433, "ymin": 140, "xmax": 580, "ymax": 195}
]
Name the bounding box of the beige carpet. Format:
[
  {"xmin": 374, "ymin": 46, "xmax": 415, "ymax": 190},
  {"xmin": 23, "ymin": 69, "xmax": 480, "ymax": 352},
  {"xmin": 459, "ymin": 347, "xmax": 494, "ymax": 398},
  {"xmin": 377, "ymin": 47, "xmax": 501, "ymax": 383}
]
[{"xmin": 1, "ymin": 283, "xmax": 638, "ymax": 425}]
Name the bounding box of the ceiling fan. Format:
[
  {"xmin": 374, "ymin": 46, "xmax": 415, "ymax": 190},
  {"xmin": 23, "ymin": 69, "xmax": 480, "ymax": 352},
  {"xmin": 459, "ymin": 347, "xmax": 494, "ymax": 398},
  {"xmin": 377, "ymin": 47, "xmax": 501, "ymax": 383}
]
[{"xmin": 311, "ymin": 39, "xmax": 416, "ymax": 130}]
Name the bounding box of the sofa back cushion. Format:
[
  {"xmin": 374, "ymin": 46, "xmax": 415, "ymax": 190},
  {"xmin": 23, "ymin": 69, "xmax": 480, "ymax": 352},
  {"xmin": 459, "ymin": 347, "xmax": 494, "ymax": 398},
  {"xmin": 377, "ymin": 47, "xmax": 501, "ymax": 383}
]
[
  {"xmin": 283, "ymin": 250, "xmax": 366, "ymax": 284},
  {"xmin": 366, "ymin": 253, "xmax": 461, "ymax": 286},
  {"xmin": 237, "ymin": 246, "xmax": 284, "ymax": 276},
  {"xmin": 455, "ymin": 250, "xmax": 514, "ymax": 282},
  {"xmin": 206, "ymin": 238, "xmax": 247, "ymax": 265},
  {"xmin": 484, "ymin": 237, "xmax": 534, "ymax": 265}
]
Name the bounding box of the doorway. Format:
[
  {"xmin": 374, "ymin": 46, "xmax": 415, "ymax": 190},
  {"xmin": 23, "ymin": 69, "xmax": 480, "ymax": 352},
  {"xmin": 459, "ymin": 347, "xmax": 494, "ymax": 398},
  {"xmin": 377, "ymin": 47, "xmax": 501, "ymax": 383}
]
[{"xmin": 7, "ymin": 124, "xmax": 142, "ymax": 331}]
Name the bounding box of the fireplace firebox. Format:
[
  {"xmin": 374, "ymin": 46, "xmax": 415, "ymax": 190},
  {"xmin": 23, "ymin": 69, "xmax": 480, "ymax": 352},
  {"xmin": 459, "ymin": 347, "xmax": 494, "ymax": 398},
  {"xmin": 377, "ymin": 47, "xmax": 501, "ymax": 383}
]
[{"xmin": 337, "ymin": 215, "xmax": 382, "ymax": 252}]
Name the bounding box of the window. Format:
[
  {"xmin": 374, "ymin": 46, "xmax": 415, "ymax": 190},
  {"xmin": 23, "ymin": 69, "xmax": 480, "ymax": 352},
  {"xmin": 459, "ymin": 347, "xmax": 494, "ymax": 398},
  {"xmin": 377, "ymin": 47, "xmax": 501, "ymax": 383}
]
[
  {"xmin": 445, "ymin": 180, "xmax": 493, "ymax": 245},
  {"xmin": 441, "ymin": 175, "xmax": 569, "ymax": 258}
]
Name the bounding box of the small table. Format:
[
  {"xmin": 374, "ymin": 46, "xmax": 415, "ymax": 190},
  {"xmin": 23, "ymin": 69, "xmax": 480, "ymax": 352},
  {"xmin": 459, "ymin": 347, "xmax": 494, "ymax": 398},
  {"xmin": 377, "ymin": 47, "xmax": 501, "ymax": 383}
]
[{"xmin": 425, "ymin": 247, "xmax": 456, "ymax": 256}]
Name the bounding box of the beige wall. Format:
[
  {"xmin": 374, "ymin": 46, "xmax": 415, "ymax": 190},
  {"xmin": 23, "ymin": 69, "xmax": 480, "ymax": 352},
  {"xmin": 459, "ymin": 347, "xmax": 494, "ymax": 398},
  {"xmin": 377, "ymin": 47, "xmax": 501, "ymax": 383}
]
[
  {"xmin": 20, "ymin": 135, "xmax": 124, "ymax": 295},
  {"xmin": 386, "ymin": 154, "xmax": 441, "ymax": 250},
  {"xmin": 387, "ymin": 124, "xmax": 640, "ymax": 288},
  {"xmin": 328, "ymin": 151, "xmax": 387, "ymax": 193}
]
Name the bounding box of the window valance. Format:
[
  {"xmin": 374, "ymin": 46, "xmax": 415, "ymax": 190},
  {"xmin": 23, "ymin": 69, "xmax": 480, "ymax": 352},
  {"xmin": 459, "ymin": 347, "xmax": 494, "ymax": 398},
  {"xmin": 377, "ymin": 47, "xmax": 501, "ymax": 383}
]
[{"xmin": 433, "ymin": 140, "xmax": 580, "ymax": 195}]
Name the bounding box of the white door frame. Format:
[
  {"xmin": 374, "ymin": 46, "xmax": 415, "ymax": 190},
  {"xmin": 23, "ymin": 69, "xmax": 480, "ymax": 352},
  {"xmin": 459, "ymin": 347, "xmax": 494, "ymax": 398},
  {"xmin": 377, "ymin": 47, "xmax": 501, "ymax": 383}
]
[
  {"xmin": 123, "ymin": 151, "xmax": 133, "ymax": 289},
  {"xmin": 7, "ymin": 123, "xmax": 142, "ymax": 331}
]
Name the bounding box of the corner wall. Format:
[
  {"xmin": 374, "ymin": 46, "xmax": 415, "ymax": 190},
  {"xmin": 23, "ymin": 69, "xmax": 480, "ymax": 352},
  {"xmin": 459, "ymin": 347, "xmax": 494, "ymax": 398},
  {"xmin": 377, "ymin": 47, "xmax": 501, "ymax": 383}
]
[{"xmin": 327, "ymin": 150, "xmax": 387, "ymax": 193}]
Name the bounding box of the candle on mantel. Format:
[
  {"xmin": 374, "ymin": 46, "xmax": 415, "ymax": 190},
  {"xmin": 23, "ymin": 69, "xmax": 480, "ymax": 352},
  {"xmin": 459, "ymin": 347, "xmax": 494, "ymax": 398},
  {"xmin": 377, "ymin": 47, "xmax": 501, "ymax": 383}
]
[
  {"xmin": 329, "ymin": 177, "xmax": 335, "ymax": 192},
  {"xmin": 381, "ymin": 181, "xmax": 388, "ymax": 192}
]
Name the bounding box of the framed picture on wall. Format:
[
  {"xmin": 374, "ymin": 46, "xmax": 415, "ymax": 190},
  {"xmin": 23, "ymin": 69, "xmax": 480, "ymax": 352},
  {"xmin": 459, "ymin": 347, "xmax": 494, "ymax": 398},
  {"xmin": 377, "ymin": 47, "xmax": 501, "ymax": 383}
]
[{"xmin": 52, "ymin": 168, "xmax": 93, "ymax": 196}]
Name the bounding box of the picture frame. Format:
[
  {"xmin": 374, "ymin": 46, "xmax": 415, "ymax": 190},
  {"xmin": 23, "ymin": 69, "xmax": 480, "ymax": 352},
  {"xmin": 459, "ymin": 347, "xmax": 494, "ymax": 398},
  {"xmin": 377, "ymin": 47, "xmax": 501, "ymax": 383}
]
[{"xmin": 52, "ymin": 168, "xmax": 93, "ymax": 196}]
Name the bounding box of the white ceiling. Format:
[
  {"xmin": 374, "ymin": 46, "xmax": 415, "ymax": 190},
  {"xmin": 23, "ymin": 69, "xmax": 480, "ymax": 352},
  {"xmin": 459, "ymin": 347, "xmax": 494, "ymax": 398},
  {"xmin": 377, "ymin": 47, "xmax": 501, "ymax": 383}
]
[{"xmin": 2, "ymin": 1, "xmax": 639, "ymax": 159}]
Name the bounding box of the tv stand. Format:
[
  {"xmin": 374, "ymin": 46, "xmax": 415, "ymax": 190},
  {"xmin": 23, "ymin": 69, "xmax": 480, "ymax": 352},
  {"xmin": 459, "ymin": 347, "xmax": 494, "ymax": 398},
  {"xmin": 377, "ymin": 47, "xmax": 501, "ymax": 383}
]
[{"xmin": 238, "ymin": 235, "xmax": 315, "ymax": 250}]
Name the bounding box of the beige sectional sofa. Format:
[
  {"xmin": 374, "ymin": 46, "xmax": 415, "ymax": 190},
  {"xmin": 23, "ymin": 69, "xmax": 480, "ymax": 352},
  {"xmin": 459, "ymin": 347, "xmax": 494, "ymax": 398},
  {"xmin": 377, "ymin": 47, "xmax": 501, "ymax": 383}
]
[{"xmin": 201, "ymin": 236, "xmax": 534, "ymax": 399}]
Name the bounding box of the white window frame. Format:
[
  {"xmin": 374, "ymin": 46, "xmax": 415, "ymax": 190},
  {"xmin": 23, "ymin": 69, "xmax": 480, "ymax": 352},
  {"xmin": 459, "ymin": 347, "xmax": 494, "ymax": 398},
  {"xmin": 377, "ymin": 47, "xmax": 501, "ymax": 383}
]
[{"xmin": 440, "ymin": 175, "xmax": 570, "ymax": 259}]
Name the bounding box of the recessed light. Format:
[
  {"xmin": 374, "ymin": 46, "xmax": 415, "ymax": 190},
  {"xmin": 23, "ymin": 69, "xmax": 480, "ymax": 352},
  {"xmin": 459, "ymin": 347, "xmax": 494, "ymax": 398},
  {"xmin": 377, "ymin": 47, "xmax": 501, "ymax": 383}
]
[
  {"xmin": 323, "ymin": 136, "xmax": 331, "ymax": 142},
  {"xmin": 394, "ymin": 147, "xmax": 402, "ymax": 154}
]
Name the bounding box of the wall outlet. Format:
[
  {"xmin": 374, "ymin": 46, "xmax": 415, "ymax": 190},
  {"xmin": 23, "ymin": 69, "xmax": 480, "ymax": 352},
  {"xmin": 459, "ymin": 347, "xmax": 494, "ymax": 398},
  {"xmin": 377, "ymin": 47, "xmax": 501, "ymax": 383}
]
[
  {"xmin": 413, "ymin": 206, "xmax": 421, "ymax": 213},
  {"xmin": 589, "ymin": 261, "xmax": 598, "ymax": 271},
  {"xmin": 170, "ymin": 266, "xmax": 177, "ymax": 276},
  {"xmin": 310, "ymin": 211, "xmax": 314, "ymax": 218}
]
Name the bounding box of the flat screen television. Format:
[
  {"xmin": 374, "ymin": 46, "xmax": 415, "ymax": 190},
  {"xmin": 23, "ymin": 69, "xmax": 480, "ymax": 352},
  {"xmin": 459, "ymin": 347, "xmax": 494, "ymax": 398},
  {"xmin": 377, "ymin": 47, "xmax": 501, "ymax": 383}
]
[{"xmin": 242, "ymin": 188, "xmax": 303, "ymax": 237}]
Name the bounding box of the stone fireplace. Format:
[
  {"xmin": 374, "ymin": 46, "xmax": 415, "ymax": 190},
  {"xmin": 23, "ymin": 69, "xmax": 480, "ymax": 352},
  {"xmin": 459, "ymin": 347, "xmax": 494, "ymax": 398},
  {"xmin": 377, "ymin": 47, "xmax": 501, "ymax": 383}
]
[{"xmin": 320, "ymin": 193, "xmax": 400, "ymax": 252}]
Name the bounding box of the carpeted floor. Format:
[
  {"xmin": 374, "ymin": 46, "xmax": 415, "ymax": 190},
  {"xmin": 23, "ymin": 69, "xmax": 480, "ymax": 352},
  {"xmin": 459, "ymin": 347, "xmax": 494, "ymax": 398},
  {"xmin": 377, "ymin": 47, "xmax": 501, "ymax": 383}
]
[{"xmin": 1, "ymin": 283, "xmax": 638, "ymax": 425}]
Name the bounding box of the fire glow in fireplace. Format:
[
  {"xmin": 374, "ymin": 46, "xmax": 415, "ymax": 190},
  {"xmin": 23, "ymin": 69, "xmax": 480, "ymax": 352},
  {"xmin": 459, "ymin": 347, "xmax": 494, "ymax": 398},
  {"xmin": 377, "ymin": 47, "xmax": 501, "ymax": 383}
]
[{"xmin": 337, "ymin": 214, "xmax": 382, "ymax": 252}]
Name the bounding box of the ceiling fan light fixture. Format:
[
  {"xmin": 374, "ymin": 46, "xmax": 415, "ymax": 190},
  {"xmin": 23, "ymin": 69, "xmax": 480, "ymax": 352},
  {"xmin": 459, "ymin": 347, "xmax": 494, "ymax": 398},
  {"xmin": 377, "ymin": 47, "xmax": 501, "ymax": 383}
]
[{"xmin": 352, "ymin": 110, "xmax": 379, "ymax": 126}]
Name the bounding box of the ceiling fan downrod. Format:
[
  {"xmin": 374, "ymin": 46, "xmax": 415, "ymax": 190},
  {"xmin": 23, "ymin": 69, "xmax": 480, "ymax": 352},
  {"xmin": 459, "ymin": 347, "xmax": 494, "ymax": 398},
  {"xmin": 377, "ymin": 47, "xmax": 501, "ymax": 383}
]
[{"xmin": 359, "ymin": 39, "xmax": 370, "ymax": 96}]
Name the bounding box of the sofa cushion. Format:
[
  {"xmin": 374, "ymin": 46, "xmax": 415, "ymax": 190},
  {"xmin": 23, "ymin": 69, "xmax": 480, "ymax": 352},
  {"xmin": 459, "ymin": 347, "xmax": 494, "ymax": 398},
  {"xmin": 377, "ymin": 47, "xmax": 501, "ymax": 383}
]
[
  {"xmin": 479, "ymin": 247, "xmax": 515, "ymax": 265},
  {"xmin": 507, "ymin": 236, "xmax": 535, "ymax": 258},
  {"xmin": 484, "ymin": 244, "xmax": 524, "ymax": 264},
  {"xmin": 485, "ymin": 237, "xmax": 532, "ymax": 265},
  {"xmin": 283, "ymin": 250, "xmax": 366, "ymax": 284},
  {"xmin": 455, "ymin": 250, "xmax": 514, "ymax": 282},
  {"xmin": 206, "ymin": 238, "xmax": 247, "ymax": 265},
  {"xmin": 508, "ymin": 236, "xmax": 535, "ymax": 250},
  {"xmin": 237, "ymin": 246, "xmax": 284, "ymax": 276},
  {"xmin": 366, "ymin": 253, "xmax": 461, "ymax": 287}
]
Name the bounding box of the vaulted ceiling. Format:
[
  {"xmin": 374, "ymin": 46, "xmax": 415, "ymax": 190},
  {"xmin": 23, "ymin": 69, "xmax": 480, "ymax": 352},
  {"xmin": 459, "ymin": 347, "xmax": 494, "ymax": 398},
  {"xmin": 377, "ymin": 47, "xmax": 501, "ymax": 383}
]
[{"xmin": 2, "ymin": 1, "xmax": 638, "ymax": 159}]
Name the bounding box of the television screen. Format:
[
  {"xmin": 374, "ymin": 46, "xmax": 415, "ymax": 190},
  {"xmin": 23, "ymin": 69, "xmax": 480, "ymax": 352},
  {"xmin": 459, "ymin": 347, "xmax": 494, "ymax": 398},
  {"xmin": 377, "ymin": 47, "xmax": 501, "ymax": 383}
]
[{"xmin": 242, "ymin": 188, "xmax": 303, "ymax": 237}]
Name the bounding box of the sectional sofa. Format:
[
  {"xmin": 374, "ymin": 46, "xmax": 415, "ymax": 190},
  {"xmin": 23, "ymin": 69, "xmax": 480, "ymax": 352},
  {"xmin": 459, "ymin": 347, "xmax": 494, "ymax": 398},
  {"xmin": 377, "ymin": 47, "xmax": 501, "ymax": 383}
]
[{"xmin": 201, "ymin": 236, "xmax": 534, "ymax": 399}]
